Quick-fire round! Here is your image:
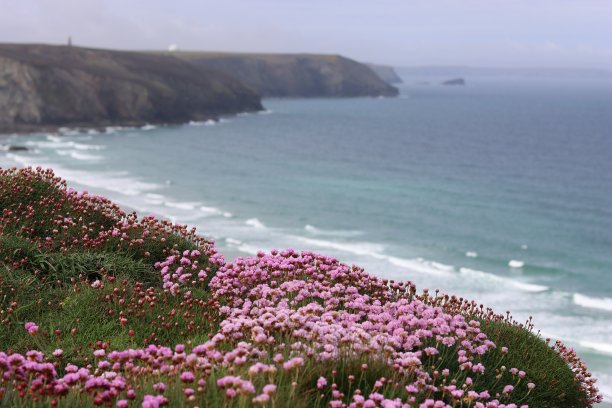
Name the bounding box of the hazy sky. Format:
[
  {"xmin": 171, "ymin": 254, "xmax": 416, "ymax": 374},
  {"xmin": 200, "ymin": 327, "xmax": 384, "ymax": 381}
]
[{"xmin": 1, "ymin": 0, "xmax": 611, "ymax": 68}]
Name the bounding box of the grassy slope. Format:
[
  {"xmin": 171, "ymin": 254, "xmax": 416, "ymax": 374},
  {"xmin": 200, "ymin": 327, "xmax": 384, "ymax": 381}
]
[{"xmin": 0, "ymin": 168, "xmax": 595, "ymax": 407}]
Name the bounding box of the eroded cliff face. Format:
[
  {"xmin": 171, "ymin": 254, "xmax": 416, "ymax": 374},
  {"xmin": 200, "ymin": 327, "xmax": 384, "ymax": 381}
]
[
  {"xmin": 0, "ymin": 44, "xmax": 263, "ymax": 133},
  {"xmin": 365, "ymin": 63, "xmax": 403, "ymax": 84},
  {"xmin": 176, "ymin": 53, "xmax": 399, "ymax": 98},
  {"xmin": 0, "ymin": 56, "xmax": 43, "ymax": 126}
]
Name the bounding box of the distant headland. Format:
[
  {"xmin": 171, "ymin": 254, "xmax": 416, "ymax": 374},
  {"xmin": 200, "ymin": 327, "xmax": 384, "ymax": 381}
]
[
  {"xmin": 160, "ymin": 51, "xmax": 399, "ymax": 98},
  {"xmin": 0, "ymin": 44, "xmax": 262, "ymax": 134},
  {"xmin": 0, "ymin": 44, "xmax": 399, "ymax": 134}
]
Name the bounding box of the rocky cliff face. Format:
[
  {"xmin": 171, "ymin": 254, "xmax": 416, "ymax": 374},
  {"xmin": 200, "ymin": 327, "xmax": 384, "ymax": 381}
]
[
  {"xmin": 175, "ymin": 53, "xmax": 399, "ymax": 98},
  {"xmin": 0, "ymin": 44, "xmax": 263, "ymax": 133},
  {"xmin": 365, "ymin": 63, "xmax": 403, "ymax": 84}
]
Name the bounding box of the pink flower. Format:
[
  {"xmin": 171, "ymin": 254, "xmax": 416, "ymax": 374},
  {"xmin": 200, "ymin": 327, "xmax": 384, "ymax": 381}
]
[
  {"xmin": 180, "ymin": 371, "xmax": 195, "ymax": 383},
  {"xmin": 24, "ymin": 322, "xmax": 39, "ymax": 335},
  {"xmin": 263, "ymin": 384, "xmax": 277, "ymax": 395},
  {"xmin": 252, "ymin": 393, "xmax": 270, "ymax": 404},
  {"xmin": 282, "ymin": 357, "xmax": 304, "ymax": 371}
]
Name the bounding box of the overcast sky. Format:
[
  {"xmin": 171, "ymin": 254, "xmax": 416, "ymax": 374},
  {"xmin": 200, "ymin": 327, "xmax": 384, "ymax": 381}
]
[{"xmin": 1, "ymin": 0, "xmax": 611, "ymax": 69}]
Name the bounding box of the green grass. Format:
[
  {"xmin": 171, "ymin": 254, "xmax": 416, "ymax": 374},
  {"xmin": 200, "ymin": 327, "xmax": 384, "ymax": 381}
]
[{"xmin": 478, "ymin": 320, "xmax": 586, "ymax": 408}]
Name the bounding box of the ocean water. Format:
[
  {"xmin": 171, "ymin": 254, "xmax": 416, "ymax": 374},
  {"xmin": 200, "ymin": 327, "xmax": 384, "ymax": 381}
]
[{"xmin": 2, "ymin": 77, "xmax": 612, "ymax": 403}]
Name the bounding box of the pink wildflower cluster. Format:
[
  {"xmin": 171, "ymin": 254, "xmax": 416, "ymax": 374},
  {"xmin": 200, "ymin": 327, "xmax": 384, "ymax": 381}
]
[
  {"xmin": 0, "ymin": 169, "xmax": 603, "ymax": 406},
  {"xmin": 155, "ymin": 249, "xmax": 219, "ymax": 295},
  {"xmin": 0, "ymin": 167, "xmax": 221, "ymax": 270},
  {"xmin": 0, "ymin": 248, "xmax": 602, "ymax": 406}
]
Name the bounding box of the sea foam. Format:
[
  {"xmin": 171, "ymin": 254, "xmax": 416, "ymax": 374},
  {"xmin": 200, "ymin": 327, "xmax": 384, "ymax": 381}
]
[
  {"xmin": 459, "ymin": 267, "xmax": 548, "ymax": 293},
  {"xmin": 245, "ymin": 218, "xmax": 266, "ymax": 229},
  {"xmin": 573, "ymin": 293, "xmax": 612, "ymax": 312}
]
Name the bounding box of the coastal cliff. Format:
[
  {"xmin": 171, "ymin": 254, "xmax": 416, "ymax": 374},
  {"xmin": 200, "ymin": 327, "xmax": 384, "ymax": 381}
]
[
  {"xmin": 0, "ymin": 44, "xmax": 263, "ymax": 133},
  {"xmin": 365, "ymin": 63, "xmax": 403, "ymax": 84},
  {"xmin": 172, "ymin": 52, "xmax": 399, "ymax": 98}
]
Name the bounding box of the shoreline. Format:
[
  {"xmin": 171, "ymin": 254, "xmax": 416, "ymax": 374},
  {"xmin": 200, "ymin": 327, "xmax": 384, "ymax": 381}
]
[{"xmin": 0, "ymin": 107, "xmax": 265, "ymax": 137}]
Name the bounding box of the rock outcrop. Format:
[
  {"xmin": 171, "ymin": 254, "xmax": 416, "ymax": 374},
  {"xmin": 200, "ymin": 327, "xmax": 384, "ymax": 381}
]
[
  {"xmin": 365, "ymin": 63, "xmax": 402, "ymax": 84},
  {"xmin": 442, "ymin": 78, "xmax": 466, "ymax": 86},
  {"xmin": 0, "ymin": 44, "xmax": 263, "ymax": 133},
  {"xmin": 173, "ymin": 52, "xmax": 399, "ymax": 98}
]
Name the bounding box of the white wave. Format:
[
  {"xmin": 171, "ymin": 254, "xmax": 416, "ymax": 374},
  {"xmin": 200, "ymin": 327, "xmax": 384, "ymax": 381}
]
[
  {"xmin": 304, "ymin": 224, "xmax": 363, "ymax": 237},
  {"xmin": 573, "ymin": 293, "xmax": 612, "ymax": 312},
  {"xmin": 199, "ymin": 205, "xmax": 221, "ymax": 215},
  {"xmin": 580, "ymin": 341, "xmax": 612, "ymax": 356},
  {"xmin": 512, "ymin": 281, "xmax": 549, "ymax": 292},
  {"xmin": 164, "ymin": 201, "xmax": 200, "ymax": 211},
  {"xmin": 5, "ymin": 153, "xmax": 39, "ymax": 167},
  {"xmin": 521, "ymin": 244, "xmax": 528, "ymax": 250},
  {"xmin": 105, "ymin": 126, "xmax": 135, "ymax": 134},
  {"xmin": 246, "ymin": 218, "xmax": 266, "ymax": 229},
  {"xmin": 144, "ymin": 193, "xmax": 165, "ymax": 204},
  {"xmin": 66, "ymin": 170, "xmax": 162, "ymax": 196},
  {"xmin": 141, "ymin": 124, "xmax": 157, "ymax": 131},
  {"xmin": 508, "ymin": 259, "xmax": 525, "ymax": 268},
  {"xmin": 226, "ymin": 238, "xmax": 243, "ymax": 246},
  {"xmin": 259, "ymin": 109, "xmax": 273, "ymax": 115},
  {"xmin": 57, "ymin": 150, "xmax": 103, "ymax": 161},
  {"xmin": 27, "ymin": 140, "xmax": 105, "ymax": 151},
  {"xmin": 382, "ymin": 256, "xmax": 455, "ymax": 277},
  {"xmin": 29, "ymin": 140, "xmax": 73, "ymax": 149},
  {"xmin": 222, "ymin": 212, "xmax": 233, "ymax": 218},
  {"xmin": 431, "ymin": 261, "xmax": 455, "ymax": 272},
  {"xmin": 459, "ymin": 267, "xmax": 548, "ymax": 292},
  {"xmin": 237, "ymin": 244, "xmax": 260, "ymax": 255},
  {"xmin": 188, "ymin": 119, "xmax": 217, "ymax": 126},
  {"xmin": 1, "ymin": 153, "xmax": 154, "ymax": 199},
  {"xmin": 465, "ymin": 251, "xmax": 478, "ymax": 258},
  {"xmin": 46, "ymin": 134, "xmax": 64, "ymax": 142},
  {"xmin": 9, "ymin": 156, "xmax": 163, "ymax": 196},
  {"xmin": 294, "ymin": 236, "xmax": 385, "ymax": 257},
  {"xmin": 73, "ymin": 143, "xmax": 105, "ymax": 151}
]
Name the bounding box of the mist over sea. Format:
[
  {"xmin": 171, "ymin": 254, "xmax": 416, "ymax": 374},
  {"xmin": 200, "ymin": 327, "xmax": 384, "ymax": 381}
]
[{"xmin": 2, "ymin": 77, "xmax": 612, "ymax": 402}]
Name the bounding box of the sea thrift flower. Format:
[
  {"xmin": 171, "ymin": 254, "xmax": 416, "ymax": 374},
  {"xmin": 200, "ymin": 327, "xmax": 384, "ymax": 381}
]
[
  {"xmin": 263, "ymin": 384, "xmax": 277, "ymax": 395},
  {"xmin": 180, "ymin": 371, "xmax": 195, "ymax": 383},
  {"xmin": 24, "ymin": 322, "xmax": 39, "ymax": 335},
  {"xmin": 283, "ymin": 357, "xmax": 304, "ymax": 371}
]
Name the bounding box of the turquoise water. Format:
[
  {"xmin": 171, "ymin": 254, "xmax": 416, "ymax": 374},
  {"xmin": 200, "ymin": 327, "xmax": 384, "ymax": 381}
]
[{"xmin": 2, "ymin": 77, "xmax": 612, "ymax": 402}]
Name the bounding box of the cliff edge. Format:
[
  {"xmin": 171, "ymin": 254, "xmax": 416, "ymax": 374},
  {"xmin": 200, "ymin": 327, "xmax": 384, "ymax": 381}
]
[
  {"xmin": 0, "ymin": 44, "xmax": 263, "ymax": 133},
  {"xmin": 172, "ymin": 52, "xmax": 399, "ymax": 98},
  {"xmin": 365, "ymin": 63, "xmax": 403, "ymax": 84}
]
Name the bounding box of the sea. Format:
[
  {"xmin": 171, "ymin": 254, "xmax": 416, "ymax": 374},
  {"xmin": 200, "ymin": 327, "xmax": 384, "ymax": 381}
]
[{"xmin": 1, "ymin": 76, "xmax": 611, "ymax": 403}]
